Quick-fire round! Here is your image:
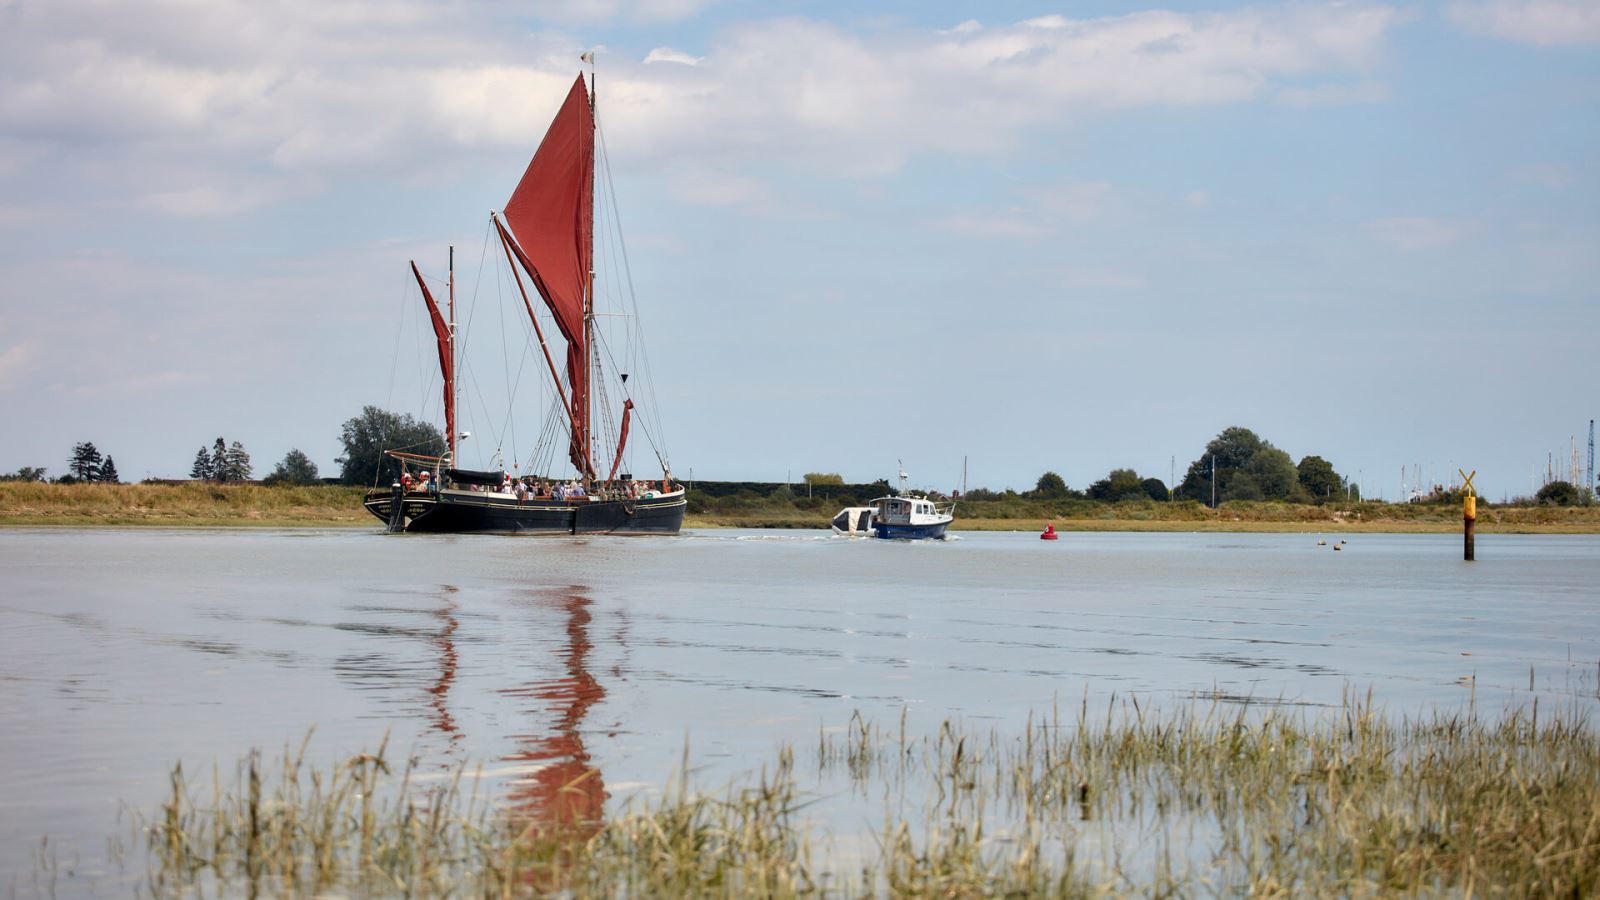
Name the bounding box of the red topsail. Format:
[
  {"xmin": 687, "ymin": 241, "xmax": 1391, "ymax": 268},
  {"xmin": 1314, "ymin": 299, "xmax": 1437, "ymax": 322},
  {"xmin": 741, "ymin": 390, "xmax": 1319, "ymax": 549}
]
[
  {"xmin": 411, "ymin": 261, "xmax": 455, "ymax": 458},
  {"xmin": 503, "ymin": 74, "xmax": 595, "ymax": 477}
]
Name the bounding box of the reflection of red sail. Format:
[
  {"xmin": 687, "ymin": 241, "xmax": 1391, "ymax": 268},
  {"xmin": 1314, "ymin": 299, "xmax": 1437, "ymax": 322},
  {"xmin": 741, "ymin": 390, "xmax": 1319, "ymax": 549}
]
[
  {"xmin": 428, "ymin": 586, "xmax": 461, "ymax": 751},
  {"xmin": 500, "ymin": 586, "xmax": 607, "ymax": 835}
]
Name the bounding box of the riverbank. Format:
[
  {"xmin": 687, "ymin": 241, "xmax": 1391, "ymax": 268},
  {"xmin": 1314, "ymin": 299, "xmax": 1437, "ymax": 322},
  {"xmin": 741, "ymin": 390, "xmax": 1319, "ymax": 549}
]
[
  {"xmin": 4, "ymin": 483, "xmax": 1597, "ymax": 533},
  {"xmin": 0, "ymin": 482, "xmax": 373, "ymax": 527},
  {"xmin": 687, "ymin": 505, "xmax": 1600, "ymax": 534}
]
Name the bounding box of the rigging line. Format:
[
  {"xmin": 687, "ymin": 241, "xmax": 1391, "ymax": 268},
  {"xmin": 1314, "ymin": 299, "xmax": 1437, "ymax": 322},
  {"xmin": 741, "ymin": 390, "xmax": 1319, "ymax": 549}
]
[
  {"xmin": 532, "ymin": 392, "xmax": 564, "ymax": 476},
  {"xmin": 495, "ymin": 255, "xmax": 541, "ymax": 473},
  {"xmin": 488, "ymin": 248, "xmax": 516, "ymax": 464},
  {"xmin": 499, "ymin": 259, "xmax": 538, "ymax": 472},
  {"xmin": 530, "ymin": 390, "xmax": 564, "ymax": 475},
  {"xmin": 461, "ymin": 354, "xmax": 501, "ymax": 470},
  {"xmin": 443, "ymin": 220, "xmax": 496, "ymax": 469},
  {"xmin": 591, "ymin": 328, "xmax": 665, "ymax": 463},
  {"xmin": 595, "ymin": 124, "xmax": 668, "ymax": 464},
  {"xmin": 385, "ymin": 271, "xmax": 410, "ymax": 414},
  {"xmin": 411, "ymin": 277, "xmax": 433, "ymax": 421},
  {"xmin": 597, "ymin": 117, "xmax": 667, "ymax": 452}
]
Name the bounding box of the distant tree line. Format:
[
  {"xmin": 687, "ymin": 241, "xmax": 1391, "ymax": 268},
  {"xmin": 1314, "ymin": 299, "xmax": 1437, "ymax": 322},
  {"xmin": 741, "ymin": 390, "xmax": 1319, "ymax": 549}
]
[
  {"xmin": 190, "ymin": 437, "xmax": 253, "ymax": 483},
  {"xmin": 1171, "ymin": 426, "xmax": 1360, "ymax": 506},
  {"xmin": 13, "ymin": 418, "xmax": 1590, "ymax": 510},
  {"xmin": 971, "ymin": 427, "xmax": 1360, "ymax": 508}
]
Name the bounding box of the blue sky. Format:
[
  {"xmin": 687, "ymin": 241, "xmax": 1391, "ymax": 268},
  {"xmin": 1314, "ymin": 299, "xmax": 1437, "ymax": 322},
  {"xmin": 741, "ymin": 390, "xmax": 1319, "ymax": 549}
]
[{"xmin": 1, "ymin": 0, "xmax": 1596, "ymax": 500}]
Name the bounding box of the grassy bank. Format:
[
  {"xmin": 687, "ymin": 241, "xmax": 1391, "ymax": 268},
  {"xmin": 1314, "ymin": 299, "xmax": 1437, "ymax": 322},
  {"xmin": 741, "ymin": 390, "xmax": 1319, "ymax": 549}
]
[
  {"xmin": 72, "ymin": 697, "xmax": 1599, "ymax": 897},
  {"xmin": 5, "ymin": 482, "xmax": 1597, "ymax": 533},
  {"xmin": 688, "ymin": 499, "xmax": 1600, "ymax": 534},
  {"xmin": 0, "ymin": 482, "xmax": 372, "ymax": 527}
]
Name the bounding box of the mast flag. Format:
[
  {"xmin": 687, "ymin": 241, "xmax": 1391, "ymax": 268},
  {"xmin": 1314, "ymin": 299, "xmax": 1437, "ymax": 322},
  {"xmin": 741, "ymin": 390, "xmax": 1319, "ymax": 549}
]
[
  {"xmin": 410, "ymin": 261, "xmax": 455, "ymax": 459},
  {"xmin": 503, "ymin": 74, "xmax": 595, "ymax": 477}
]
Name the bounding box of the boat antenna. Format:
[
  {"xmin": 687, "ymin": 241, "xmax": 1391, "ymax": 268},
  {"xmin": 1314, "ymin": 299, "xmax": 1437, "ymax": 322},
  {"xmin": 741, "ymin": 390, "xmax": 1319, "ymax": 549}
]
[{"xmin": 898, "ymin": 459, "xmax": 908, "ymax": 497}]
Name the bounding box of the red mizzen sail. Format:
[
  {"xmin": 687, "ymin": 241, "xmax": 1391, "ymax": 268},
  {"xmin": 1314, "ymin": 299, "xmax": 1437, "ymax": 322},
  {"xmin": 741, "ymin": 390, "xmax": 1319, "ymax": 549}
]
[
  {"xmin": 606, "ymin": 399, "xmax": 633, "ymax": 484},
  {"xmin": 504, "ymin": 74, "xmax": 594, "ymax": 476},
  {"xmin": 411, "ymin": 261, "xmax": 455, "ymax": 457}
]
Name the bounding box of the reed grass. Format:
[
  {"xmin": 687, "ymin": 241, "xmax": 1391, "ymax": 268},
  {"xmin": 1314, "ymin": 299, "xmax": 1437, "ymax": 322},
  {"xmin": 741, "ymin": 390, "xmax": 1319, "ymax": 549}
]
[{"xmin": 113, "ymin": 696, "xmax": 1597, "ymax": 897}]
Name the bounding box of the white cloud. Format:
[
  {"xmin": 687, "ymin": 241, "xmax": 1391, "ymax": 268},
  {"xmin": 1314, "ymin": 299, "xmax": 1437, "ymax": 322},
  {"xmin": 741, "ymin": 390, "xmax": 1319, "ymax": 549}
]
[
  {"xmin": 1039, "ymin": 181, "xmax": 1116, "ymax": 223},
  {"xmin": 940, "ymin": 20, "xmax": 983, "ymax": 36},
  {"xmin": 1275, "ymin": 81, "xmax": 1390, "ymax": 107},
  {"xmin": 1447, "ymin": 1, "xmax": 1600, "ymax": 46},
  {"xmin": 936, "ymin": 211, "xmax": 1047, "ymax": 240},
  {"xmin": 643, "ymin": 47, "xmax": 706, "ymax": 66},
  {"xmin": 142, "ymin": 183, "xmax": 272, "ymax": 218},
  {"xmin": 527, "ymin": 0, "xmax": 717, "ymax": 25},
  {"xmin": 1367, "ymin": 217, "xmax": 1471, "ymax": 251},
  {"xmin": 0, "ymin": 1, "xmax": 1407, "ymax": 212},
  {"xmin": 0, "ymin": 341, "xmax": 38, "ymax": 391},
  {"xmin": 666, "ymin": 168, "xmax": 776, "ymax": 211},
  {"xmin": 1508, "ymin": 162, "xmax": 1576, "ymax": 189}
]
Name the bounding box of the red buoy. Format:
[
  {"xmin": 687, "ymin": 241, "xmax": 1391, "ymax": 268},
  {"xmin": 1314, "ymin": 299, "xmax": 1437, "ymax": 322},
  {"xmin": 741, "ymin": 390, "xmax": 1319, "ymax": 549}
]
[{"xmin": 1041, "ymin": 523, "xmax": 1058, "ymax": 540}]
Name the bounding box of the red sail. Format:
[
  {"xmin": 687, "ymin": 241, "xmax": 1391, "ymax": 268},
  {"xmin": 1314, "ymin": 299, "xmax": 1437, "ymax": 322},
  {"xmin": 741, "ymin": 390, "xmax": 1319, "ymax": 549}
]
[
  {"xmin": 504, "ymin": 74, "xmax": 593, "ymax": 475},
  {"xmin": 606, "ymin": 400, "xmax": 634, "ymax": 484},
  {"xmin": 411, "ymin": 261, "xmax": 454, "ymax": 457}
]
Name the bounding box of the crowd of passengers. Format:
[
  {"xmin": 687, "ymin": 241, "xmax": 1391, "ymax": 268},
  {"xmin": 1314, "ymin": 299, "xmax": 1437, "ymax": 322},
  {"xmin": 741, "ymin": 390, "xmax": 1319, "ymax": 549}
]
[{"xmin": 399, "ymin": 468, "xmax": 673, "ymax": 501}]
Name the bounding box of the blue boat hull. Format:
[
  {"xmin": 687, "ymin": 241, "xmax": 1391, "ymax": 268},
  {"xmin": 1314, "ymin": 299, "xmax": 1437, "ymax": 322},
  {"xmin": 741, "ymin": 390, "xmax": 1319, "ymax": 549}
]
[{"xmin": 871, "ymin": 521, "xmax": 950, "ymax": 540}]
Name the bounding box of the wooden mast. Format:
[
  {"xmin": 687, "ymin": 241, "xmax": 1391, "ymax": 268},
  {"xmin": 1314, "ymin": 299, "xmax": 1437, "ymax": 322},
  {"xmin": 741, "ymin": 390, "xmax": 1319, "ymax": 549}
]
[
  {"xmin": 448, "ymin": 245, "xmax": 457, "ymax": 462},
  {"xmin": 584, "ymin": 62, "xmax": 598, "ymax": 485}
]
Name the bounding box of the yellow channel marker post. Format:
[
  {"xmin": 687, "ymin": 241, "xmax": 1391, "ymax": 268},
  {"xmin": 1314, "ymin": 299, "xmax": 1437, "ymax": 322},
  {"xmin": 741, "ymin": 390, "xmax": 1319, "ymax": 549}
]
[{"xmin": 1460, "ymin": 468, "xmax": 1477, "ymax": 562}]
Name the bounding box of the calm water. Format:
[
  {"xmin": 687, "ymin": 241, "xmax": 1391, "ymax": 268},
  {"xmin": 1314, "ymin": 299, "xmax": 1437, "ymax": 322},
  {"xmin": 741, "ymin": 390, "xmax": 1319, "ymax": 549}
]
[{"xmin": 2, "ymin": 527, "xmax": 1597, "ymax": 889}]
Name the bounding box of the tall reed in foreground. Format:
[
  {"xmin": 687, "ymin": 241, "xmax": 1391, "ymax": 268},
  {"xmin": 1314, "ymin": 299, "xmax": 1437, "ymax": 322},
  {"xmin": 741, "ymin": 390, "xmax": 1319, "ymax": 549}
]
[{"xmin": 126, "ymin": 697, "xmax": 1598, "ymax": 897}]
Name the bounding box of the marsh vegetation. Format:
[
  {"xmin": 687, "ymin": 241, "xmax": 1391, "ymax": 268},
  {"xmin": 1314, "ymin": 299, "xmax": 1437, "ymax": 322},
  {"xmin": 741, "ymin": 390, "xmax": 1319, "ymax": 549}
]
[{"xmin": 95, "ymin": 696, "xmax": 1599, "ymax": 897}]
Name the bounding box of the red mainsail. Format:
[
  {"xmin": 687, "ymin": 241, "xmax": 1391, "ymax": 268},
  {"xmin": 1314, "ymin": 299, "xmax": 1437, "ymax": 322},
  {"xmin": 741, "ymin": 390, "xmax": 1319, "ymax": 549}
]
[
  {"xmin": 411, "ymin": 261, "xmax": 455, "ymax": 457},
  {"xmin": 504, "ymin": 74, "xmax": 594, "ymax": 476}
]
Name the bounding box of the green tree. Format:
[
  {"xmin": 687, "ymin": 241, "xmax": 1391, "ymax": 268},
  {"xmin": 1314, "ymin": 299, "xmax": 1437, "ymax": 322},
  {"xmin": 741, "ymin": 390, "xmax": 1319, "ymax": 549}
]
[
  {"xmin": 98, "ymin": 456, "xmax": 120, "ymax": 484},
  {"xmin": 210, "ymin": 437, "xmax": 228, "ymax": 482},
  {"xmin": 1, "ymin": 466, "xmax": 47, "ymax": 482},
  {"xmin": 69, "ymin": 442, "xmax": 104, "ymax": 482},
  {"xmin": 1032, "ymin": 471, "xmax": 1069, "ymax": 499},
  {"xmin": 190, "ymin": 447, "xmax": 213, "ymax": 481},
  {"xmin": 1243, "ymin": 446, "xmax": 1299, "ymax": 501},
  {"xmin": 1089, "ymin": 468, "xmax": 1145, "ymax": 502},
  {"xmin": 1536, "ymin": 480, "xmax": 1579, "ymax": 506},
  {"xmin": 222, "ymin": 441, "xmax": 253, "ymax": 482},
  {"xmin": 337, "ymin": 406, "xmax": 446, "ymax": 486},
  {"xmin": 265, "ymin": 449, "xmax": 320, "ymax": 485},
  {"xmin": 1297, "ymin": 455, "xmax": 1342, "ymax": 503},
  {"xmin": 804, "ymin": 472, "xmax": 845, "ymax": 486},
  {"xmin": 1177, "ymin": 427, "xmax": 1265, "ymax": 504},
  {"xmin": 1226, "ymin": 471, "xmax": 1263, "ymax": 501},
  {"xmin": 1140, "ymin": 477, "xmax": 1169, "ymax": 501}
]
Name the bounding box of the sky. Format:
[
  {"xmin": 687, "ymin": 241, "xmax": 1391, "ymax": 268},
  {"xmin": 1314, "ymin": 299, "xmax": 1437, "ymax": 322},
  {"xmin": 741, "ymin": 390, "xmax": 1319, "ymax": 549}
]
[{"xmin": 0, "ymin": 0, "xmax": 1596, "ymax": 500}]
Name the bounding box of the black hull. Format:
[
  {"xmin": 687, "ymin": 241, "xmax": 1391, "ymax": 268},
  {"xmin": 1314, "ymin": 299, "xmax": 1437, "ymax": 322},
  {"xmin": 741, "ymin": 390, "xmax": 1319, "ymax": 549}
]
[{"xmin": 363, "ymin": 489, "xmax": 686, "ymax": 535}]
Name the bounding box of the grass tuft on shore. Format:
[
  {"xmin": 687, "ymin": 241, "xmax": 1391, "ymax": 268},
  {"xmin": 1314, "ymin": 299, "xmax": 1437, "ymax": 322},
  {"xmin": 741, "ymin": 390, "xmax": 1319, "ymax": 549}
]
[{"xmin": 113, "ymin": 696, "xmax": 1599, "ymax": 897}]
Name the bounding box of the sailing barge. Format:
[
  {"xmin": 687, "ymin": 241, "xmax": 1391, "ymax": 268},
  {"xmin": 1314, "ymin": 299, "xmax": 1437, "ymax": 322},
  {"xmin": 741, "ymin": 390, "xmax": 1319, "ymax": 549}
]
[{"xmin": 364, "ymin": 69, "xmax": 685, "ymax": 535}]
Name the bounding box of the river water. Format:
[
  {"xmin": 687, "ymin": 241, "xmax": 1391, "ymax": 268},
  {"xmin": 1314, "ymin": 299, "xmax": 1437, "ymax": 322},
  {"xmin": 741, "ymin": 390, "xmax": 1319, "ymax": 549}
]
[{"xmin": 2, "ymin": 527, "xmax": 1597, "ymax": 890}]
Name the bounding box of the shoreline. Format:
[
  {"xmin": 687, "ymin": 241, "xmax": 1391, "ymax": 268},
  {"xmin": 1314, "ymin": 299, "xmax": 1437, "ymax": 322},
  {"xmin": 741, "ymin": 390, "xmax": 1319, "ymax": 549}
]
[
  {"xmin": 3, "ymin": 483, "xmax": 1597, "ymax": 533},
  {"xmin": 3, "ymin": 516, "xmax": 1596, "ymax": 535}
]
